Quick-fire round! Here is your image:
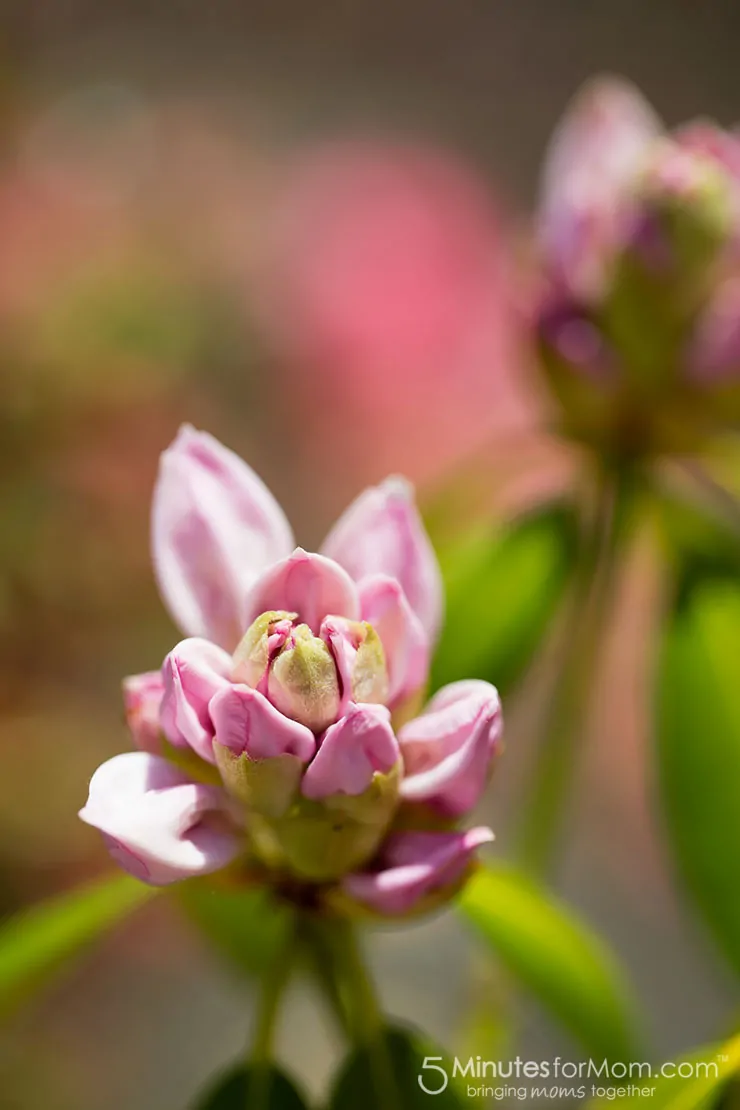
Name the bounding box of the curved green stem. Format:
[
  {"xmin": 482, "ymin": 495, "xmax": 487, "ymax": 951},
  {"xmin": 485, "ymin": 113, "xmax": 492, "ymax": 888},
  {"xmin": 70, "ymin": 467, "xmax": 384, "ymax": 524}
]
[{"xmin": 516, "ymin": 465, "xmax": 634, "ymax": 876}]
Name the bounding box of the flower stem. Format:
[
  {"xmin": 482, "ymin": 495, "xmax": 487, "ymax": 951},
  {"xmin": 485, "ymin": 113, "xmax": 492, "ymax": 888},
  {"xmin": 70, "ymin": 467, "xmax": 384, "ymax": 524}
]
[
  {"xmin": 516, "ymin": 464, "xmax": 633, "ymax": 876},
  {"xmin": 314, "ymin": 917, "xmax": 402, "ymax": 1110},
  {"xmin": 247, "ymin": 916, "xmax": 296, "ymax": 1108}
]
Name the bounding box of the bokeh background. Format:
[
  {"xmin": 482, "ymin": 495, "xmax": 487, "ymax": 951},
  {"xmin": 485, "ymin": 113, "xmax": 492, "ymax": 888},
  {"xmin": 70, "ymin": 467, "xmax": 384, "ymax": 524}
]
[{"xmin": 2, "ymin": 3, "xmax": 740, "ymax": 1107}]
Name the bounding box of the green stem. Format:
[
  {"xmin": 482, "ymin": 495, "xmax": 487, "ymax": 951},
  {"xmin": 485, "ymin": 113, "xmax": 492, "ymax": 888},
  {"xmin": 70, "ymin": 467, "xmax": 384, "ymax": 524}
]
[
  {"xmin": 247, "ymin": 916, "xmax": 296, "ymax": 1108},
  {"xmin": 310, "ymin": 917, "xmax": 401, "ymax": 1110},
  {"xmin": 516, "ymin": 465, "xmax": 632, "ymax": 876}
]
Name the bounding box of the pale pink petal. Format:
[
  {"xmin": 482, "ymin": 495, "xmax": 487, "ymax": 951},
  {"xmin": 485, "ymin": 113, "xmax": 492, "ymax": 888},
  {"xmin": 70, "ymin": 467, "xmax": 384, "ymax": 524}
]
[
  {"xmin": 152, "ymin": 425, "xmax": 294, "ymax": 650},
  {"xmin": 209, "ymin": 684, "xmax": 316, "ymax": 761},
  {"xmin": 342, "ymin": 827, "xmax": 493, "ymax": 915},
  {"xmin": 159, "ymin": 638, "xmax": 232, "ymax": 764},
  {"xmin": 358, "ymin": 574, "xmax": 429, "ymax": 706},
  {"xmin": 122, "ymin": 671, "xmax": 164, "ymax": 754},
  {"xmin": 399, "ymin": 680, "xmax": 502, "ymax": 816},
  {"xmin": 79, "ymin": 753, "xmax": 239, "ymax": 885},
  {"xmin": 244, "ymin": 548, "xmax": 360, "ymax": 632},
  {"xmin": 301, "ymin": 704, "xmax": 399, "ymax": 799},
  {"xmin": 540, "ymin": 76, "xmax": 661, "ymax": 300},
  {"xmin": 322, "ymin": 477, "xmax": 443, "ymax": 642}
]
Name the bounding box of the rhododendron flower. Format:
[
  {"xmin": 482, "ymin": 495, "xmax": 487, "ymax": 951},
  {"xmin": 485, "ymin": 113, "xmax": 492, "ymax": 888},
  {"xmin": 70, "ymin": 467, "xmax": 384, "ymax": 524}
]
[
  {"xmin": 535, "ymin": 76, "xmax": 740, "ymax": 454},
  {"xmin": 80, "ymin": 426, "xmax": 501, "ymax": 915}
]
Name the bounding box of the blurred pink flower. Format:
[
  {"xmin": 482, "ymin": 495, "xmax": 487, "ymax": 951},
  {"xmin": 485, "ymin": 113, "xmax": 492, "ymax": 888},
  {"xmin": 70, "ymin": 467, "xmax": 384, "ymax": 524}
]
[{"xmin": 256, "ymin": 142, "xmax": 527, "ymax": 486}]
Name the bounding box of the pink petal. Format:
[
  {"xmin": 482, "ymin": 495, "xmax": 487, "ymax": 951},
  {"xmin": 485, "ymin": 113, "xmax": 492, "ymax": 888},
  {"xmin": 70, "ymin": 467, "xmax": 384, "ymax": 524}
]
[
  {"xmin": 244, "ymin": 548, "xmax": 359, "ymax": 633},
  {"xmin": 152, "ymin": 425, "xmax": 294, "ymax": 650},
  {"xmin": 540, "ymin": 76, "xmax": 661, "ymax": 300},
  {"xmin": 399, "ymin": 680, "xmax": 502, "ymax": 816},
  {"xmin": 322, "ymin": 477, "xmax": 443, "ymax": 642},
  {"xmin": 122, "ymin": 671, "xmax": 164, "ymax": 754},
  {"xmin": 301, "ymin": 704, "xmax": 399, "ymax": 799},
  {"xmin": 159, "ymin": 638, "xmax": 232, "ymax": 764},
  {"xmin": 79, "ymin": 753, "xmax": 239, "ymax": 885},
  {"xmin": 686, "ymin": 277, "xmax": 740, "ymax": 383},
  {"xmin": 358, "ymin": 574, "xmax": 429, "ymax": 707},
  {"xmin": 343, "ymin": 827, "xmax": 493, "ymax": 915},
  {"xmin": 209, "ymin": 684, "xmax": 316, "ymax": 761}
]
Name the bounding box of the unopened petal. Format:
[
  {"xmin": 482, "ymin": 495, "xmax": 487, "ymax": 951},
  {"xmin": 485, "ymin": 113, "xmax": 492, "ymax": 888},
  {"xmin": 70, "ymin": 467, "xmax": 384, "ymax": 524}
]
[
  {"xmin": 79, "ymin": 753, "xmax": 239, "ymax": 885},
  {"xmin": 244, "ymin": 548, "xmax": 360, "ymax": 633},
  {"xmin": 540, "ymin": 76, "xmax": 661, "ymax": 300},
  {"xmin": 122, "ymin": 671, "xmax": 164, "ymax": 754},
  {"xmin": 160, "ymin": 638, "xmax": 232, "ymax": 763},
  {"xmin": 302, "ymin": 704, "xmax": 399, "ymax": 799},
  {"xmin": 152, "ymin": 425, "xmax": 294, "ymax": 650},
  {"xmin": 358, "ymin": 574, "xmax": 429, "ymax": 706},
  {"xmin": 399, "ymin": 680, "xmax": 502, "ymax": 816},
  {"xmin": 343, "ymin": 827, "xmax": 493, "ymax": 915},
  {"xmin": 322, "ymin": 477, "xmax": 443, "ymax": 642},
  {"xmin": 209, "ymin": 684, "xmax": 316, "ymax": 761}
]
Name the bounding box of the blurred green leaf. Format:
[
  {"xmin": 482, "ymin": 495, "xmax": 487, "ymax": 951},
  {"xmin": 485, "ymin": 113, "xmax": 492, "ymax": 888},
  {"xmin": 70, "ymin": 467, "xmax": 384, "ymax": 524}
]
[
  {"xmin": 656, "ymin": 575, "xmax": 740, "ymax": 978},
  {"xmin": 179, "ymin": 882, "xmax": 293, "ymax": 979},
  {"xmin": 587, "ymin": 1032, "xmax": 740, "ymax": 1108},
  {"xmin": 458, "ymin": 865, "xmax": 643, "ymax": 1061},
  {"xmin": 327, "ymin": 1025, "xmax": 466, "ymax": 1109},
  {"xmin": 192, "ymin": 1064, "xmax": 309, "ymax": 1109},
  {"xmin": 0, "ymin": 873, "xmax": 155, "ymax": 1018},
  {"xmin": 430, "ymin": 503, "xmax": 576, "ymax": 696}
]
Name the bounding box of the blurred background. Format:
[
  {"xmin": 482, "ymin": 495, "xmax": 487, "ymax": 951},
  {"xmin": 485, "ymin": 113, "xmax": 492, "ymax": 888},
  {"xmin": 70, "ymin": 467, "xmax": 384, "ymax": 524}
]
[{"xmin": 2, "ymin": 3, "xmax": 740, "ymax": 1107}]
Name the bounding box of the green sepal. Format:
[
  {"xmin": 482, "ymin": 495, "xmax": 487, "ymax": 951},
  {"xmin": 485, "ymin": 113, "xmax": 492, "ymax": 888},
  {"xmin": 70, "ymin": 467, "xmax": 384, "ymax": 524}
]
[
  {"xmin": 268, "ymin": 764, "xmax": 401, "ymax": 882},
  {"xmin": 213, "ymin": 742, "xmax": 303, "ymax": 819}
]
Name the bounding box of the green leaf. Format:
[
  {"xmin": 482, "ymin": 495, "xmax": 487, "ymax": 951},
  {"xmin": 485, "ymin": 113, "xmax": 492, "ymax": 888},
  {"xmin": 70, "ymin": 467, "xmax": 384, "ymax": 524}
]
[
  {"xmin": 458, "ymin": 864, "xmax": 643, "ymax": 1061},
  {"xmin": 587, "ymin": 1031, "xmax": 740, "ymax": 1108},
  {"xmin": 192, "ymin": 1064, "xmax": 309, "ymax": 1109},
  {"xmin": 327, "ymin": 1025, "xmax": 466, "ymax": 1109},
  {"xmin": 430, "ymin": 503, "xmax": 576, "ymax": 697},
  {"xmin": 0, "ymin": 873, "xmax": 155, "ymax": 1017},
  {"xmin": 656, "ymin": 576, "xmax": 740, "ymax": 978},
  {"xmin": 179, "ymin": 882, "xmax": 293, "ymax": 978}
]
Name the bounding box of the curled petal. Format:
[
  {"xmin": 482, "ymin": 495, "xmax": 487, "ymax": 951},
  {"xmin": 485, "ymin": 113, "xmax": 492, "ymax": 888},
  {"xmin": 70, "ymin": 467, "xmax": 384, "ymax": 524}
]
[
  {"xmin": 302, "ymin": 704, "xmax": 399, "ymax": 799},
  {"xmin": 122, "ymin": 671, "xmax": 164, "ymax": 753},
  {"xmin": 79, "ymin": 753, "xmax": 239, "ymax": 886},
  {"xmin": 152, "ymin": 425, "xmax": 294, "ymax": 650},
  {"xmin": 343, "ymin": 827, "xmax": 493, "ymax": 916},
  {"xmin": 160, "ymin": 638, "xmax": 232, "ymax": 764},
  {"xmin": 322, "ymin": 477, "xmax": 443, "ymax": 642},
  {"xmin": 540, "ymin": 76, "xmax": 661, "ymax": 300},
  {"xmin": 399, "ymin": 680, "xmax": 502, "ymax": 816},
  {"xmin": 358, "ymin": 574, "xmax": 429, "ymax": 707},
  {"xmin": 209, "ymin": 684, "xmax": 316, "ymax": 761},
  {"xmin": 244, "ymin": 548, "xmax": 359, "ymax": 632}
]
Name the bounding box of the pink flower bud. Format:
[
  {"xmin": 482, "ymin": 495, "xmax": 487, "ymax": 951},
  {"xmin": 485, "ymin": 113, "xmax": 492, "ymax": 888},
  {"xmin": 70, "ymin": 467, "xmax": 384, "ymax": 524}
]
[
  {"xmin": 539, "ymin": 76, "xmax": 661, "ymax": 301},
  {"xmin": 399, "ymin": 680, "xmax": 502, "ymax": 817},
  {"xmin": 79, "ymin": 753, "xmax": 240, "ymax": 885},
  {"xmin": 159, "ymin": 638, "xmax": 232, "ymax": 763},
  {"xmin": 342, "ymin": 827, "xmax": 494, "ymax": 916},
  {"xmin": 301, "ymin": 704, "xmax": 399, "ymax": 799},
  {"xmin": 152, "ymin": 425, "xmax": 294, "ymax": 650},
  {"xmin": 122, "ymin": 671, "xmax": 164, "ymax": 753},
  {"xmin": 322, "ymin": 476, "xmax": 443, "ymax": 643},
  {"xmin": 231, "ymin": 609, "xmax": 389, "ymax": 733}
]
